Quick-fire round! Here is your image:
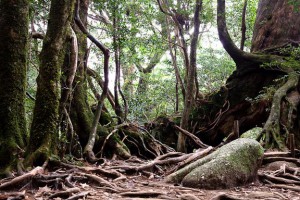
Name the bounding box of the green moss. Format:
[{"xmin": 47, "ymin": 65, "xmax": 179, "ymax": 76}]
[
  {"xmin": 26, "ymin": 0, "xmax": 75, "ymax": 166},
  {"xmin": 167, "ymin": 138, "xmax": 264, "ymax": 189},
  {"xmin": 0, "ymin": 0, "xmax": 29, "ymax": 173}
]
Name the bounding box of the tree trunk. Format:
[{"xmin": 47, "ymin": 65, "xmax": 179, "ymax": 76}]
[
  {"xmin": 251, "ymin": 0, "xmax": 300, "ymax": 52},
  {"xmin": 0, "ymin": 0, "xmax": 29, "ymax": 176},
  {"xmin": 177, "ymin": 0, "xmax": 202, "ymax": 152},
  {"xmin": 26, "ymin": 0, "xmax": 75, "ymax": 166}
]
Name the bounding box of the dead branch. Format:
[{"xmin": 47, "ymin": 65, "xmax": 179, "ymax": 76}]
[{"xmin": 155, "ymin": 152, "xmax": 185, "ymax": 160}]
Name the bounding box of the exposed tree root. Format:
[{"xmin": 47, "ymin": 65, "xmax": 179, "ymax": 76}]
[
  {"xmin": 270, "ymin": 184, "xmax": 300, "ymax": 192},
  {"xmin": 263, "ymin": 157, "xmax": 300, "ymax": 166},
  {"xmin": 260, "ymin": 72, "xmax": 299, "ymax": 149},
  {"xmin": 174, "ymin": 125, "xmax": 209, "ymax": 148},
  {"xmin": 168, "ymin": 146, "xmax": 213, "ymax": 174},
  {"xmin": 66, "ymin": 191, "xmax": 90, "ymax": 200},
  {"xmin": 1, "ymin": 148, "xmax": 300, "ymax": 199},
  {"xmin": 0, "ymin": 166, "xmax": 44, "ymax": 190},
  {"xmin": 120, "ymin": 191, "xmax": 165, "ymax": 198},
  {"xmin": 0, "ymin": 191, "xmax": 25, "ymax": 200},
  {"xmin": 259, "ymin": 156, "xmax": 300, "ymax": 195},
  {"xmin": 210, "ymin": 193, "xmax": 243, "ymax": 200},
  {"xmin": 49, "ymin": 187, "xmax": 80, "ymax": 199},
  {"xmin": 84, "ymin": 173, "xmax": 123, "ymax": 191},
  {"xmin": 109, "ymin": 147, "xmax": 212, "ymax": 173},
  {"xmin": 259, "ymin": 172, "xmax": 300, "ymax": 185}
]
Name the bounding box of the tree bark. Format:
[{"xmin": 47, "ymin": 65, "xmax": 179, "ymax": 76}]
[
  {"xmin": 251, "ymin": 0, "xmax": 300, "ymax": 52},
  {"xmin": 26, "ymin": 0, "xmax": 75, "ymax": 166},
  {"xmin": 240, "ymin": 0, "xmax": 247, "ymax": 50},
  {"xmin": 0, "ymin": 0, "xmax": 29, "ymax": 176}
]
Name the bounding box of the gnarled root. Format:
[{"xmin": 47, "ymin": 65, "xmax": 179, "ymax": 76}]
[{"xmin": 259, "ymin": 72, "xmax": 299, "ymax": 150}]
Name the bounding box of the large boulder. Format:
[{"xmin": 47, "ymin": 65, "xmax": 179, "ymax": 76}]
[{"xmin": 166, "ymin": 138, "xmax": 264, "ymax": 189}]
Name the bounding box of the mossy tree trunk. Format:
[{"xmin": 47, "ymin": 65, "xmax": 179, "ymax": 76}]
[
  {"xmin": 26, "ymin": 0, "xmax": 75, "ymax": 166},
  {"xmin": 70, "ymin": 0, "xmax": 91, "ymax": 147},
  {"xmin": 196, "ymin": 0, "xmax": 300, "ymax": 149},
  {"xmin": 0, "ymin": 0, "xmax": 29, "ymax": 176}
]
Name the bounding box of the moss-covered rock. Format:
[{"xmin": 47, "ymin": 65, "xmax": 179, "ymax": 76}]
[{"xmin": 166, "ymin": 138, "xmax": 264, "ymax": 189}]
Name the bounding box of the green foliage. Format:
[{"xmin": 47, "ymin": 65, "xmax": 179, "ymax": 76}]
[
  {"xmin": 128, "ymin": 67, "xmax": 179, "ymax": 122},
  {"xmin": 197, "ymin": 48, "xmax": 235, "ymax": 93},
  {"xmin": 288, "ymin": 0, "xmax": 300, "ymax": 12},
  {"xmin": 226, "ymin": 0, "xmax": 258, "ymax": 50},
  {"xmin": 25, "ymin": 0, "xmax": 260, "ymax": 125},
  {"xmin": 245, "ymin": 76, "xmax": 287, "ymax": 104},
  {"xmin": 261, "ymin": 46, "xmax": 300, "ymax": 70}
]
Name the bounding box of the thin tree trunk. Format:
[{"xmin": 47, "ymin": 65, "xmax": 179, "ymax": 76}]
[
  {"xmin": 113, "ymin": 10, "xmax": 124, "ymax": 122},
  {"xmin": 240, "ymin": 0, "xmax": 247, "ymax": 50},
  {"xmin": 177, "ymin": 0, "xmax": 202, "ymax": 152},
  {"xmin": 166, "ymin": 17, "xmax": 185, "ymax": 99}
]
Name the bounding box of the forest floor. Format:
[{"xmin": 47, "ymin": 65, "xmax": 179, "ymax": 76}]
[{"xmin": 1, "ymin": 158, "xmax": 300, "ymax": 200}]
